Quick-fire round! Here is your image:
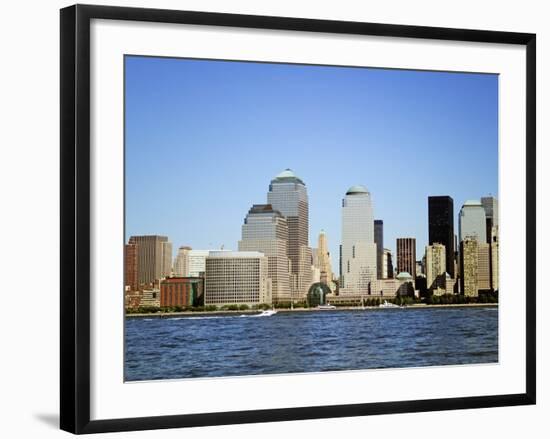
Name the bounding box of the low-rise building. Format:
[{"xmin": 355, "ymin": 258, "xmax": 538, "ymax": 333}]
[
  {"xmin": 141, "ymin": 288, "xmax": 160, "ymax": 307},
  {"xmin": 431, "ymin": 273, "xmax": 457, "ymax": 296},
  {"xmin": 160, "ymin": 277, "xmax": 204, "ymax": 308},
  {"xmin": 124, "ymin": 289, "xmax": 141, "ymax": 309},
  {"xmin": 205, "ymin": 251, "xmax": 272, "ymax": 306}
]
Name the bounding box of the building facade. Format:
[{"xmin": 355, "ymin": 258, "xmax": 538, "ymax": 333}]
[
  {"xmin": 382, "ymin": 248, "xmax": 393, "ymax": 279},
  {"xmin": 477, "ymin": 242, "xmax": 491, "ymax": 292},
  {"xmin": 396, "ymin": 238, "xmax": 416, "ymax": 280},
  {"xmin": 160, "ymin": 277, "xmax": 204, "ymax": 308},
  {"xmin": 128, "ymin": 235, "xmax": 172, "ymax": 286},
  {"xmin": 161, "ymin": 241, "xmax": 172, "ymax": 278},
  {"xmin": 187, "ymin": 249, "xmax": 222, "ymax": 278},
  {"xmin": 460, "ymin": 236, "xmax": 492, "ymax": 297},
  {"xmin": 124, "ymin": 242, "xmax": 139, "ymax": 292},
  {"xmin": 428, "ymin": 196, "xmax": 455, "ymax": 278},
  {"xmin": 267, "ymin": 169, "xmax": 311, "ymax": 298},
  {"xmin": 426, "ymin": 243, "xmax": 446, "ymax": 292},
  {"xmin": 491, "ymin": 226, "xmax": 499, "ymax": 291},
  {"xmin": 340, "ymin": 185, "xmax": 377, "ymax": 294},
  {"xmin": 238, "ymin": 204, "xmax": 291, "ymax": 303},
  {"xmin": 459, "ymin": 200, "xmax": 487, "ymax": 243},
  {"xmin": 374, "ymin": 220, "xmax": 384, "ymax": 279},
  {"xmin": 372, "ymin": 273, "xmax": 414, "ymax": 298},
  {"xmin": 317, "ymin": 230, "xmax": 333, "ymax": 285},
  {"xmin": 460, "ymin": 238, "xmax": 479, "ymax": 296},
  {"xmin": 141, "ymin": 288, "xmax": 160, "ymax": 307},
  {"xmin": 481, "ymin": 196, "xmax": 499, "ymax": 244},
  {"xmin": 204, "ymin": 251, "xmax": 272, "ymax": 306},
  {"xmin": 173, "ymin": 246, "xmax": 192, "ymax": 277}
]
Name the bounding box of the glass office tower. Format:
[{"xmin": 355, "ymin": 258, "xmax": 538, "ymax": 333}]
[{"xmin": 267, "ymin": 169, "xmax": 312, "ymax": 299}]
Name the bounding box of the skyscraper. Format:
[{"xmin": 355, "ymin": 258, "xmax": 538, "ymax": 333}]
[
  {"xmin": 428, "ymin": 196, "xmax": 455, "ymax": 278},
  {"xmin": 173, "ymin": 246, "xmax": 192, "ymax": 277},
  {"xmin": 382, "ymin": 248, "xmax": 394, "ymax": 279},
  {"xmin": 461, "ymin": 238, "xmax": 478, "ymax": 296},
  {"xmin": 161, "ymin": 241, "xmax": 173, "ymax": 278},
  {"xmin": 267, "ymin": 169, "xmax": 312, "ymax": 298},
  {"xmin": 238, "ymin": 204, "xmax": 290, "ymax": 303},
  {"xmin": 426, "ymin": 243, "xmax": 446, "ymax": 291},
  {"xmin": 459, "ymin": 200, "xmax": 487, "ymax": 243},
  {"xmin": 491, "ymin": 227, "xmax": 499, "ymax": 291},
  {"xmin": 340, "ymin": 185, "xmax": 377, "ymax": 294},
  {"xmin": 481, "ymin": 196, "xmax": 499, "ymax": 244},
  {"xmin": 460, "ymin": 237, "xmax": 492, "ymax": 297},
  {"xmin": 396, "ymin": 238, "xmax": 416, "ymax": 279},
  {"xmin": 124, "ymin": 242, "xmax": 139, "ymax": 291},
  {"xmin": 128, "ymin": 235, "xmax": 172, "ymax": 285},
  {"xmin": 374, "ymin": 220, "xmax": 384, "ymax": 279},
  {"xmin": 317, "ymin": 230, "xmax": 332, "ymax": 285},
  {"xmin": 477, "ymin": 242, "xmax": 491, "ymax": 292}
]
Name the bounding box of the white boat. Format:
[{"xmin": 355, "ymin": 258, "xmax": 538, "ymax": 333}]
[
  {"xmin": 255, "ymin": 309, "xmax": 278, "ymax": 317},
  {"xmin": 379, "ymin": 300, "xmax": 401, "ymax": 309},
  {"xmin": 317, "ymin": 304, "xmax": 336, "ymax": 310}
]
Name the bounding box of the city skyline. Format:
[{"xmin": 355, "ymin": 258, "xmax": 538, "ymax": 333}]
[{"xmin": 125, "ymin": 56, "xmax": 498, "ymax": 261}]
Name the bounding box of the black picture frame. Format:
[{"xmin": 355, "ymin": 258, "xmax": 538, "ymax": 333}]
[{"xmin": 60, "ymin": 4, "xmax": 536, "ymax": 434}]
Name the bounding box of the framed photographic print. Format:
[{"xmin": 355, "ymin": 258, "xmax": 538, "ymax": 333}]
[{"xmin": 60, "ymin": 4, "xmax": 536, "ymax": 434}]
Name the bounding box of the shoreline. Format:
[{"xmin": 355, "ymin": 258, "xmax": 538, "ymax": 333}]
[{"xmin": 125, "ymin": 302, "xmax": 498, "ymax": 319}]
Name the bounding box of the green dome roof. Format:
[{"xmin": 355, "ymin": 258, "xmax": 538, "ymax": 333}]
[
  {"xmin": 276, "ymin": 169, "xmax": 296, "ymax": 179},
  {"xmin": 346, "ymin": 185, "xmax": 369, "ymax": 195},
  {"xmin": 396, "ymin": 271, "xmax": 413, "ymax": 280},
  {"xmin": 271, "ymin": 168, "xmax": 305, "ymax": 185},
  {"xmin": 307, "ymin": 282, "xmax": 332, "ymax": 306}
]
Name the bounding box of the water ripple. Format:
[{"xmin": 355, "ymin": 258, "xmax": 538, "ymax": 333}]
[{"xmin": 125, "ymin": 307, "xmax": 498, "ymax": 381}]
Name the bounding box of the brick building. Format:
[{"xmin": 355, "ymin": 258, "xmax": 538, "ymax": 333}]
[
  {"xmin": 160, "ymin": 277, "xmax": 204, "ymax": 308},
  {"xmin": 124, "ymin": 243, "xmax": 139, "ymax": 292}
]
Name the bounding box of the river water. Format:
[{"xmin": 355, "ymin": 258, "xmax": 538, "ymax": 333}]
[{"xmin": 125, "ymin": 306, "xmax": 498, "ymax": 381}]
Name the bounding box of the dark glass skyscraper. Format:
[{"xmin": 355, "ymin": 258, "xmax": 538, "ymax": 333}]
[
  {"xmin": 428, "ymin": 196, "xmax": 455, "ymax": 278},
  {"xmin": 374, "ymin": 220, "xmax": 384, "ymax": 279}
]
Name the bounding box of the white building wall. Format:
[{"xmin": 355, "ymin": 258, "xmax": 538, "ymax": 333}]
[
  {"xmin": 173, "ymin": 247, "xmax": 191, "ymax": 277},
  {"xmin": 459, "ymin": 201, "xmax": 487, "ymax": 243},
  {"xmin": 188, "ymin": 249, "xmax": 228, "ymax": 277},
  {"xmin": 340, "ymin": 187, "xmax": 377, "ymax": 294}
]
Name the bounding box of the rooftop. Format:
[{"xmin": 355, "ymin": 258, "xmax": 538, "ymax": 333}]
[
  {"xmin": 247, "ymin": 204, "xmax": 283, "ymax": 217},
  {"xmin": 463, "ymin": 199, "xmax": 483, "ymax": 207},
  {"xmin": 271, "ymin": 168, "xmax": 305, "ymax": 185},
  {"xmin": 346, "ymin": 185, "xmax": 369, "ymax": 195},
  {"xmin": 208, "ymin": 251, "xmax": 265, "ymax": 258}
]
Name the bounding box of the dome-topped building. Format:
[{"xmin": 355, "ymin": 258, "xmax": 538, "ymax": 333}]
[
  {"xmin": 346, "ymin": 185, "xmax": 369, "ymax": 195},
  {"xmin": 307, "ymin": 282, "xmax": 332, "ymax": 307},
  {"xmin": 270, "ymin": 168, "xmax": 305, "ymax": 186},
  {"xmin": 396, "ymin": 271, "xmax": 413, "ymax": 281},
  {"xmin": 267, "ymin": 169, "xmax": 311, "ymax": 300},
  {"xmin": 340, "ymin": 184, "xmax": 377, "ymax": 294}
]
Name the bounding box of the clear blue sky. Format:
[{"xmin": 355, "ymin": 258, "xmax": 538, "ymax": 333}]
[{"xmin": 125, "ymin": 56, "xmax": 498, "ymax": 265}]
